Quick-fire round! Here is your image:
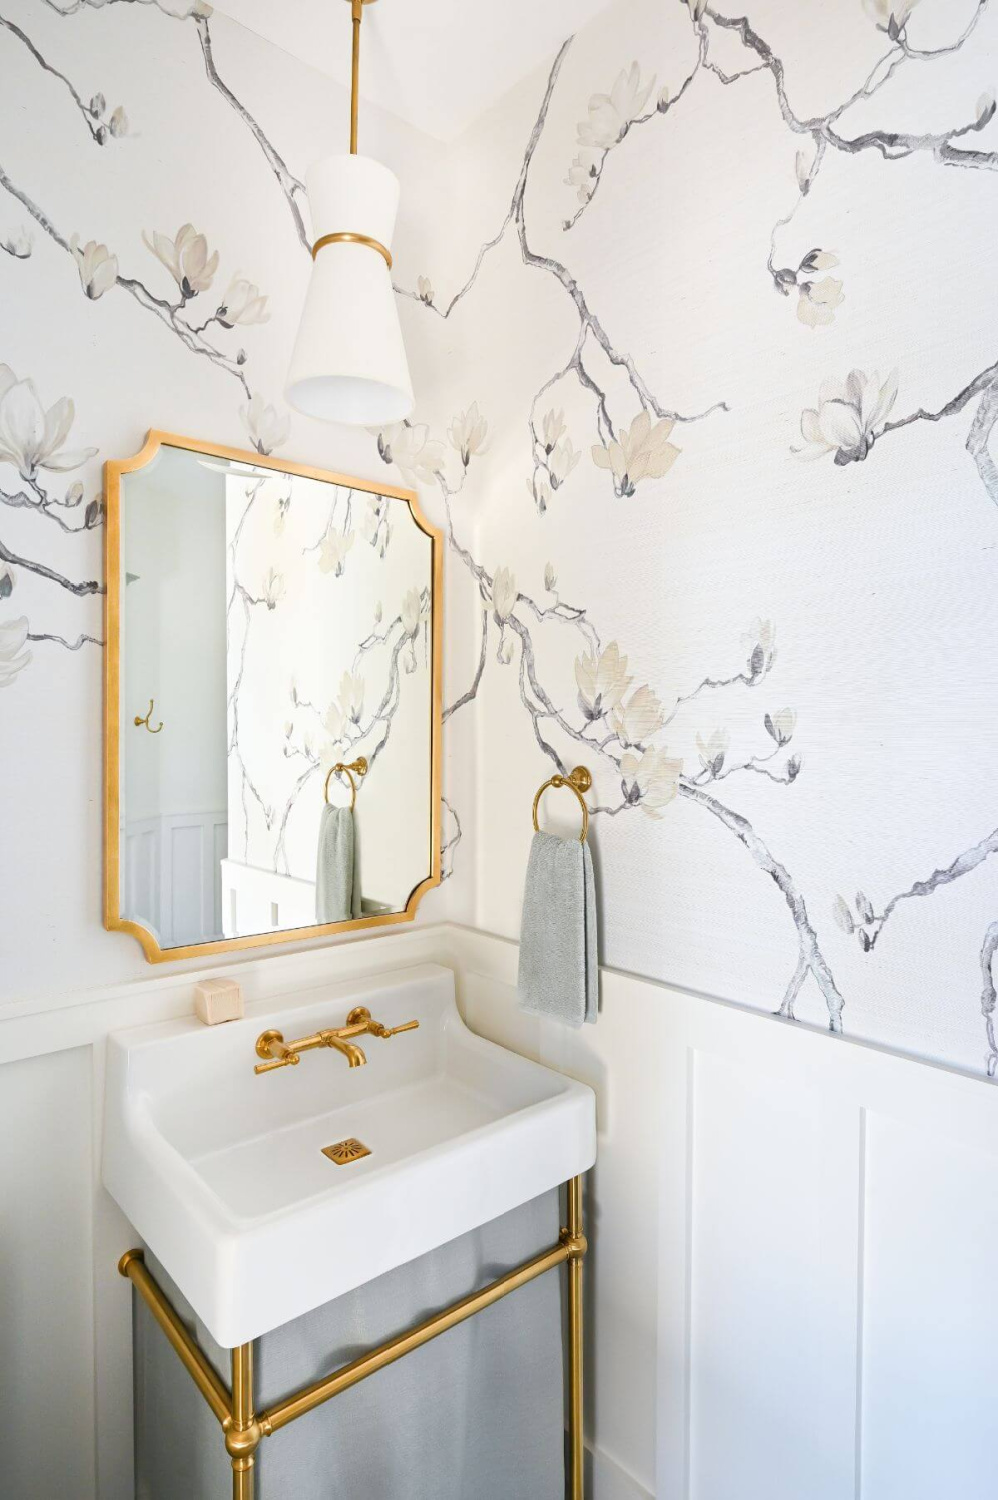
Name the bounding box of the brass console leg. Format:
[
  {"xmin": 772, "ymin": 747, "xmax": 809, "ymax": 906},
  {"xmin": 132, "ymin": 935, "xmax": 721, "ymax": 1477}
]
[
  {"xmin": 566, "ymin": 1175, "xmax": 585, "ymax": 1500},
  {"xmin": 226, "ymin": 1343, "xmax": 260, "ymax": 1500}
]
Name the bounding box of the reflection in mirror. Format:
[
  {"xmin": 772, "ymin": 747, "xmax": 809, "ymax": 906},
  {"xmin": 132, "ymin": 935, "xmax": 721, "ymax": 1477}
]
[{"xmin": 107, "ymin": 435, "xmax": 440, "ymax": 960}]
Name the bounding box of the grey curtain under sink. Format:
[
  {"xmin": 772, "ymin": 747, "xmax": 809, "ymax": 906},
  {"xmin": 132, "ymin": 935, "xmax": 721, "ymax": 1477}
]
[{"xmin": 134, "ymin": 1190, "xmax": 564, "ymax": 1499}]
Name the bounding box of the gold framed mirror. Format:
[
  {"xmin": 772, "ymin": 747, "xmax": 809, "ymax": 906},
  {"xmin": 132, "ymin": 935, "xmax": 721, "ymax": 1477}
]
[{"xmin": 104, "ymin": 431, "xmax": 442, "ymax": 963}]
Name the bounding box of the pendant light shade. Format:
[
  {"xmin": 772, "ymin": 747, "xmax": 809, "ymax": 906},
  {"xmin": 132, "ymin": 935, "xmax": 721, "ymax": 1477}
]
[
  {"xmin": 285, "ymin": 0, "xmax": 413, "ymax": 427},
  {"xmin": 286, "ymin": 155, "xmax": 413, "ymax": 426}
]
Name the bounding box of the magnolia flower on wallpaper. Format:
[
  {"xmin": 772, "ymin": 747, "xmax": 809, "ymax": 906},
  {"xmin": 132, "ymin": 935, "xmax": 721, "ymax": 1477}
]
[
  {"xmin": 402, "ymin": 587, "xmax": 423, "ymax": 638},
  {"xmin": 216, "ymin": 276, "xmax": 269, "ymax": 328},
  {"xmin": 544, "ymin": 563, "xmax": 557, "ymax": 592},
  {"xmin": 685, "ymin": 0, "xmax": 708, "ymax": 19},
  {"xmin": 322, "ymin": 700, "xmax": 345, "ymax": 745},
  {"xmin": 592, "ymin": 412, "xmax": 680, "ymax": 496},
  {"xmin": 696, "ymin": 727, "xmax": 730, "ymax": 778},
  {"xmin": 2, "ymin": 228, "xmax": 33, "ymax": 260},
  {"xmin": 765, "ymin": 707, "xmax": 797, "ymax": 745},
  {"xmin": 491, "ymin": 567, "xmax": 517, "ymax": 623},
  {"xmin": 744, "ymin": 618, "xmax": 777, "ymax": 678},
  {"xmin": 611, "ymin": 684, "xmax": 665, "ymax": 748},
  {"xmin": 374, "ymin": 422, "xmax": 445, "ymax": 486},
  {"xmin": 241, "ymin": 395, "xmax": 289, "ymax": 455},
  {"xmin": 620, "ymin": 746, "xmax": 683, "ymax": 818},
  {"xmin": 565, "ymin": 149, "xmax": 601, "ymax": 206},
  {"xmin": 261, "ymin": 567, "xmax": 284, "ymax": 609},
  {"xmin": 576, "ymin": 641, "xmax": 632, "ymax": 721},
  {"xmin": 548, "ymin": 437, "xmax": 581, "ymax": 488},
  {"xmin": 449, "ymin": 403, "xmax": 489, "ymax": 468},
  {"xmin": 833, "ymin": 890, "xmax": 877, "ymax": 951},
  {"xmin": 541, "ymin": 409, "xmax": 566, "ymax": 451},
  {"xmin": 69, "ymin": 235, "xmax": 118, "ymax": 300},
  {"xmin": 142, "ymin": 222, "xmax": 219, "ymax": 300},
  {"xmin": 416, "ymin": 275, "xmax": 434, "ymax": 305},
  {"xmin": 0, "ymin": 366, "xmax": 97, "ymax": 479},
  {"xmin": 0, "ymin": 563, "xmax": 13, "ymax": 600},
  {"xmin": 576, "ymin": 63, "xmax": 656, "ymax": 151},
  {"xmin": 796, "ymin": 369, "xmax": 899, "ymax": 464},
  {"xmin": 318, "ymin": 528, "xmax": 355, "ymax": 577},
  {"xmin": 863, "ymin": 0, "xmax": 919, "ymax": 31},
  {"xmin": 338, "ymin": 670, "xmax": 365, "ymax": 726},
  {"xmin": 528, "ymin": 476, "xmax": 553, "ymax": 512},
  {"xmin": 797, "ymin": 275, "xmax": 844, "ymax": 328},
  {"xmin": 0, "ymin": 617, "xmax": 31, "ymax": 687}
]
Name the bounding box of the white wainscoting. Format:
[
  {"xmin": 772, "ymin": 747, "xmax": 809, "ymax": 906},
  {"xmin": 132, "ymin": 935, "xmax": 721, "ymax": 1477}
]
[
  {"xmin": 124, "ymin": 809, "xmax": 227, "ymax": 948},
  {"xmin": 2, "ymin": 922, "xmax": 996, "ymax": 1499}
]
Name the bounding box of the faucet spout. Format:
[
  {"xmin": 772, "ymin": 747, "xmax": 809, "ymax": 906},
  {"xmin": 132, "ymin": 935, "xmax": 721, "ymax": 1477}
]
[{"xmin": 324, "ymin": 1033, "xmax": 367, "ymax": 1068}]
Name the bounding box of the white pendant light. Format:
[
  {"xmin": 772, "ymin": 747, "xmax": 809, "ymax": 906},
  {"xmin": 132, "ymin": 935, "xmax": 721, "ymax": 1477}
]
[{"xmin": 286, "ymin": 0, "xmax": 413, "ymax": 427}]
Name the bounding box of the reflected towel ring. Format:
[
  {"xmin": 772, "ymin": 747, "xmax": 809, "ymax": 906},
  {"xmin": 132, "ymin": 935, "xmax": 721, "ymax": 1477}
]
[
  {"xmin": 324, "ymin": 756, "xmax": 368, "ymax": 811},
  {"xmin": 532, "ymin": 766, "xmax": 592, "ymax": 844}
]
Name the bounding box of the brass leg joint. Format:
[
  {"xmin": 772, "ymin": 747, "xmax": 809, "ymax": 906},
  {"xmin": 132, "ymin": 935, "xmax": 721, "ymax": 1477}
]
[
  {"xmin": 223, "ymin": 1417, "xmax": 264, "ymax": 1463},
  {"xmin": 559, "ymin": 1227, "xmax": 588, "ymax": 1259}
]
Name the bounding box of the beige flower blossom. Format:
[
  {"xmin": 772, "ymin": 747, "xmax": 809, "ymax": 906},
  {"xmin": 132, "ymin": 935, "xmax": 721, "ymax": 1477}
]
[
  {"xmin": 575, "ymin": 642, "xmax": 632, "ymax": 721},
  {"xmin": 863, "ymin": 0, "xmax": 919, "ymax": 29},
  {"xmin": 401, "ymin": 586, "xmax": 422, "ymax": 638},
  {"xmin": 318, "ymin": 528, "xmax": 355, "ymax": 577},
  {"xmin": 142, "ymin": 222, "xmax": 219, "ymax": 298},
  {"xmin": 743, "ymin": 618, "xmax": 777, "ymax": 678},
  {"xmin": 797, "ymin": 369, "xmax": 898, "ymax": 463},
  {"xmin": 621, "ymin": 746, "xmax": 683, "ymax": 818},
  {"xmin": 3, "ymin": 227, "xmax": 32, "ymax": 259},
  {"xmin": 108, "ymin": 105, "xmax": 128, "ymax": 138},
  {"xmin": 0, "ymin": 616, "xmax": 31, "ymax": 687},
  {"xmin": 240, "ymin": 395, "xmax": 290, "ymax": 455},
  {"xmin": 449, "ymin": 402, "xmax": 489, "ymax": 467},
  {"xmin": 69, "ymin": 235, "xmax": 118, "ymax": 300},
  {"xmin": 764, "ymin": 707, "xmax": 797, "ymax": 745},
  {"xmin": 261, "ymin": 567, "xmax": 284, "ymax": 609},
  {"xmin": 527, "ymin": 475, "xmax": 552, "ymax": 512},
  {"xmin": 797, "ymin": 276, "xmax": 844, "ymax": 328},
  {"xmin": 549, "ymin": 437, "xmax": 581, "ymax": 488},
  {"xmin": 695, "ymin": 728, "xmax": 730, "ymax": 776},
  {"xmin": 544, "ymin": 562, "xmax": 557, "ymax": 592},
  {"xmin": 374, "ymin": 422, "xmax": 445, "ymax": 486},
  {"xmin": 417, "ymin": 275, "xmax": 434, "ymax": 305},
  {"xmin": 217, "ymin": 276, "xmax": 269, "ymax": 328},
  {"xmin": 491, "ymin": 567, "xmax": 517, "ymax": 622},
  {"xmin": 592, "ymin": 411, "xmax": 680, "ymax": 495},
  {"xmin": 578, "ymin": 63, "xmax": 656, "ymax": 150},
  {"xmin": 612, "ymin": 684, "xmax": 665, "ymax": 747},
  {"xmin": 0, "ymin": 366, "xmax": 97, "ymax": 478},
  {"xmin": 323, "ymin": 701, "xmax": 344, "ymax": 742},
  {"xmin": 565, "ymin": 150, "xmax": 600, "ymax": 204},
  {"xmin": 542, "ymin": 409, "xmax": 567, "ymax": 451}
]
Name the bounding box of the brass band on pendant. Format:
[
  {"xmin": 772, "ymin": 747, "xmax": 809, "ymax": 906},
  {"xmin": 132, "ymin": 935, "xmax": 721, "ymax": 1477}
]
[{"xmin": 311, "ymin": 231, "xmax": 393, "ymax": 269}]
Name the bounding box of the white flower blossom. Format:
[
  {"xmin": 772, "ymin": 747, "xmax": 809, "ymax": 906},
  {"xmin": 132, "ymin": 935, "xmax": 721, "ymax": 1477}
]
[
  {"xmin": 611, "ymin": 684, "xmax": 665, "ymax": 747},
  {"xmin": 621, "ymin": 746, "xmax": 683, "ymax": 818},
  {"xmin": 577, "ymin": 63, "xmax": 656, "ymax": 151},
  {"xmin": 261, "ymin": 567, "xmax": 284, "ymax": 609},
  {"xmin": 743, "ymin": 618, "xmax": 777, "ymax": 678},
  {"xmin": 401, "ymin": 587, "xmax": 422, "ymax": 638},
  {"xmin": 417, "ymin": 275, "xmax": 434, "ymax": 305},
  {"xmin": 544, "ymin": 562, "xmax": 557, "ymax": 592},
  {"xmin": 108, "ymin": 105, "xmax": 128, "ymax": 138},
  {"xmin": 491, "ymin": 567, "xmax": 517, "ymax": 622},
  {"xmin": 338, "ymin": 671, "xmax": 365, "ymax": 725},
  {"xmin": 69, "ymin": 235, "xmax": 118, "ymax": 300},
  {"xmin": 765, "ymin": 707, "xmax": 797, "ymax": 745},
  {"xmin": 449, "ymin": 402, "xmax": 489, "ymax": 467},
  {"xmin": 575, "ymin": 642, "xmax": 632, "ymax": 721},
  {"xmin": 216, "ymin": 276, "xmax": 269, "ymax": 328},
  {"xmin": 565, "ymin": 150, "xmax": 601, "ymax": 204},
  {"xmin": 541, "ymin": 409, "xmax": 567, "ymax": 451},
  {"xmin": 527, "ymin": 475, "xmax": 552, "ymax": 512},
  {"xmin": 549, "ymin": 437, "xmax": 581, "ymax": 488},
  {"xmin": 323, "ymin": 701, "xmax": 344, "ymax": 742},
  {"xmin": 0, "ymin": 562, "xmax": 14, "ymax": 599},
  {"xmin": 863, "ymin": 0, "xmax": 919, "ymax": 30},
  {"xmin": 3, "ymin": 228, "xmax": 32, "ymax": 259},
  {"xmin": 318, "ymin": 528, "xmax": 355, "ymax": 577},
  {"xmin": 241, "ymin": 395, "xmax": 290, "ymax": 455},
  {"xmin": 374, "ymin": 422, "xmax": 445, "ymax": 486},
  {"xmin": 0, "ymin": 616, "xmax": 30, "ymax": 687},
  {"xmin": 0, "ymin": 366, "xmax": 97, "ymax": 478},
  {"xmin": 592, "ymin": 411, "xmax": 680, "ymax": 495},
  {"xmin": 796, "ymin": 369, "xmax": 898, "ymax": 463},
  {"xmin": 142, "ymin": 222, "xmax": 219, "ymax": 298},
  {"xmin": 696, "ymin": 727, "xmax": 730, "ymax": 776}
]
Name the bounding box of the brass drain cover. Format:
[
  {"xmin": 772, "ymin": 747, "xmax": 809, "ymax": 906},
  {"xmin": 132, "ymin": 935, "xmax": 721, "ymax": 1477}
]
[{"xmin": 321, "ymin": 1138, "xmax": 371, "ymax": 1166}]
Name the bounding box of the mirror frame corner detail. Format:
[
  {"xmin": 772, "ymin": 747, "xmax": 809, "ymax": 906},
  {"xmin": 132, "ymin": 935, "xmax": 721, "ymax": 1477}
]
[{"xmin": 103, "ymin": 428, "xmax": 443, "ymax": 965}]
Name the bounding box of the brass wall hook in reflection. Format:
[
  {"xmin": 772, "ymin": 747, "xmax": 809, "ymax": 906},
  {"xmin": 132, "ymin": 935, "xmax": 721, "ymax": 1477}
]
[
  {"xmin": 134, "ymin": 698, "xmax": 164, "ymax": 734},
  {"xmin": 324, "ymin": 755, "xmax": 368, "ymax": 810},
  {"xmin": 533, "ymin": 766, "xmax": 592, "ymax": 843}
]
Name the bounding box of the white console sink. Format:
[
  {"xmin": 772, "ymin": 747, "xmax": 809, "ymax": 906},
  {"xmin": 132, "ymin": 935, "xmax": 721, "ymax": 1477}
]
[{"xmin": 103, "ymin": 964, "xmax": 596, "ymax": 1347}]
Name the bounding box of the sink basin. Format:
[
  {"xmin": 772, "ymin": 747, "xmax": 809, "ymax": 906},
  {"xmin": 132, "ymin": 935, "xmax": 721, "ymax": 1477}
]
[{"xmin": 103, "ymin": 963, "xmax": 596, "ymax": 1347}]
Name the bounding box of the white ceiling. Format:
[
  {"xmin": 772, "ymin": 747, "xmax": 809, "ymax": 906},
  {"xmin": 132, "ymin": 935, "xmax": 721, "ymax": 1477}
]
[{"xmin": 219, "ymin": 0, "xmax": 612, "ymax": 142}]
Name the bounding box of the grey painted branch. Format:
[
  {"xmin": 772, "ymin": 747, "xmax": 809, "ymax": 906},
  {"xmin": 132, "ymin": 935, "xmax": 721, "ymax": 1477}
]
[
  {"xmin": 0, "ymin": 537, "xmax": 101, "ymax": 596},
  {"xmin": 444, "ymin": 609, "xmax": 488, "ymax": 721},
  {"xmin": 865, "ymin": 824, "xmax": 998, "ymax": 950},
  {"xmin": 0, "ymin": 15, "xmax": 106, "ymax": 143},
  {"xmin": 981, "ymin": 921, "xmax": 998, "ymax": 1077},
  {"xmin": 966, "ymin": 378, "xmax": 998, "ymax": 505},
  {"xmin": 27, "ymin": 629, "xmax": 102, "ymax": 649},
  {"xmin": 680, "ymin": 778, "xmax": 845, "ymax": 1031}
]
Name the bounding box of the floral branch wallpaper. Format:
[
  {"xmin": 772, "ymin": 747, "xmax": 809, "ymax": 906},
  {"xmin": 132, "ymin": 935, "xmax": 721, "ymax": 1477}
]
[{"xmin": 1, "ymin": 0, "xmax": 997, "ymax": 1080}]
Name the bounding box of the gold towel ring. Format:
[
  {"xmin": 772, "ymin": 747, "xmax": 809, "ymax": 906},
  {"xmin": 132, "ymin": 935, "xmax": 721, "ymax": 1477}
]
[
  {"xmin": 324, "ymin": 756, "xmax": 368, "ymax": 811},
  {"xmin": 532, "ymin": 766, "xmax": 592, "ymax": 844}
]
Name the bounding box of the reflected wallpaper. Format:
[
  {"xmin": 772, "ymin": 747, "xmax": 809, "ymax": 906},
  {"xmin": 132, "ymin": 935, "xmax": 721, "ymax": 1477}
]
[{"xmin": 1, "ymin": 0, "xmax": 997, "ymax": 1076}]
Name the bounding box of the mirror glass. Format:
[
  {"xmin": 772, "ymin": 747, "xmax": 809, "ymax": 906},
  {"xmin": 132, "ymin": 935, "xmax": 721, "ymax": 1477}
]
[{"xmin": 108, "ymin": 434, "xmax": 440, "ymax": 959}]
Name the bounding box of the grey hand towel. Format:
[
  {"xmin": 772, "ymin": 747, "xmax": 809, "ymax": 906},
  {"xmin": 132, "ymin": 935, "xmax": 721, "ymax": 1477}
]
[
  {"xmin": 517, "ymin": 830, "xmax": 598, "ymax": 1026},
  {"xmin": 315, "ymin": 804, "xmax": 361, "ymax": 923}
]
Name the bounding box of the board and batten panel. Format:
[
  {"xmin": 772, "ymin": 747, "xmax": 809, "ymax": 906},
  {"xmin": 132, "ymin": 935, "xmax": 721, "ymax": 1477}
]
[
  {"xmin": 861, "ymin": 1112, "xmax": 998, "ymax": 1500},
  {"xmin": 0, "ymin": 1046, "xmax": 96, "ymax": 1500}
]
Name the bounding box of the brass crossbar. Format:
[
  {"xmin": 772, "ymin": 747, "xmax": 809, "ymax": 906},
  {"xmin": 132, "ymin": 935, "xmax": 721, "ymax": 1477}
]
[{"xmin": 119, "ymin": 1174, "xmax": 588, "ymax": 1498}]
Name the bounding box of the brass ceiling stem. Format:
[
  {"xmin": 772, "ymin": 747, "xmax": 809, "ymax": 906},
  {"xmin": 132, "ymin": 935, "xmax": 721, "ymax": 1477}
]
[{"xmin": 350, "ymin": 0, "xmax": 362, "ymax": 153}]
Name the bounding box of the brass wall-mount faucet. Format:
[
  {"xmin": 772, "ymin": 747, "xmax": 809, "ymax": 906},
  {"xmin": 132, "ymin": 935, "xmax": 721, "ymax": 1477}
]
[{"xmin": 254, "ymin": 1007, "xmax": 418, "ymax": 1074}]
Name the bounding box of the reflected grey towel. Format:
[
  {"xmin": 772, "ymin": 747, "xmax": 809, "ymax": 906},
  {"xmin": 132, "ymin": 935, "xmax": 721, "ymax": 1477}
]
[
  {"xmin": 517, "ymin": 830, "xmax": 598, "ymax": 1026},
  {"xmin": 316, "ymin": 804, "xmax": 361, "ymax": 923}
]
